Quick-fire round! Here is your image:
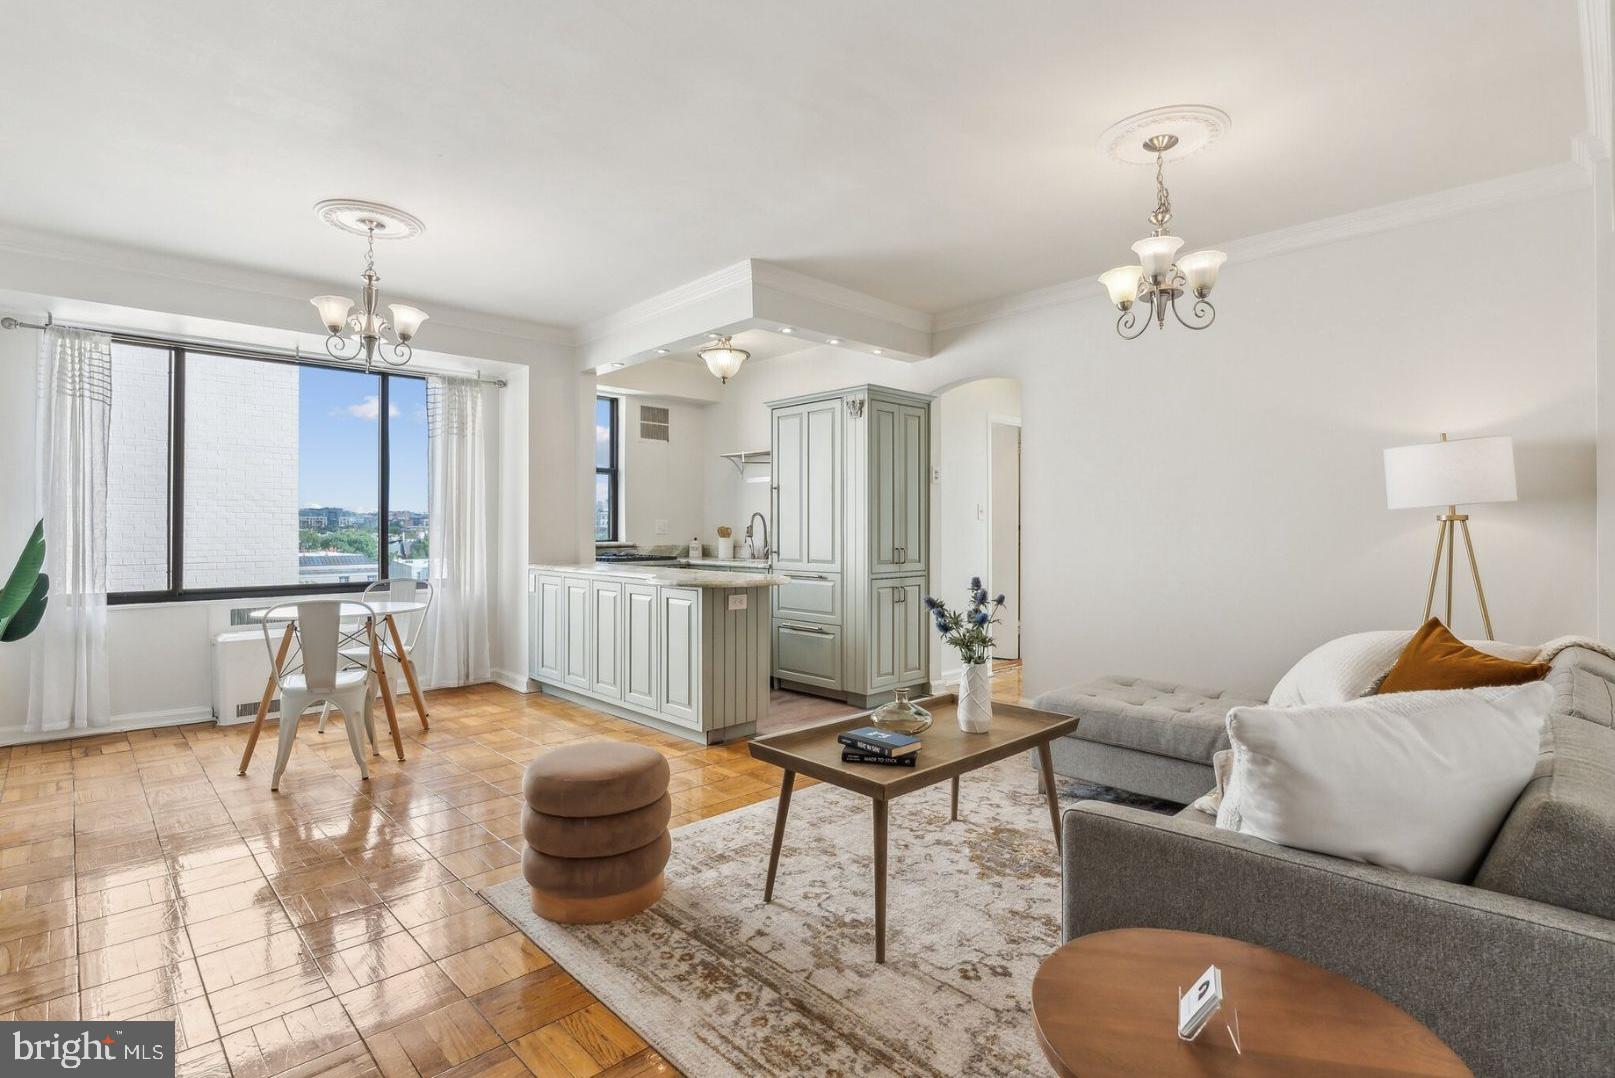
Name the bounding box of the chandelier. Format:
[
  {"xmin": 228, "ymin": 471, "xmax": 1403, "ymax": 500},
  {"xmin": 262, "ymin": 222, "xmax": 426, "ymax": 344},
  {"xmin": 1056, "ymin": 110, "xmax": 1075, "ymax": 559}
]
[
  {"xmin": 698, "ymin": 335, "xmax": 749, "ymax": 383},
  {"xmin": 310, "ymin": 200, "xmax": 429, "ymax": 369},
  {"xmin": 1098, "ymin": 132, "xmax": 1226, "ymax": 339}
]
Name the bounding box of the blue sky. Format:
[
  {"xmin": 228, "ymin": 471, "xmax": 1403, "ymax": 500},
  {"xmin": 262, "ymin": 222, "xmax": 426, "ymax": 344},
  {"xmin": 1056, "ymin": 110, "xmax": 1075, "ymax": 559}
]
[{"xmin": 298, "ymin": 368, "xmax": 428, "ymax": 512}]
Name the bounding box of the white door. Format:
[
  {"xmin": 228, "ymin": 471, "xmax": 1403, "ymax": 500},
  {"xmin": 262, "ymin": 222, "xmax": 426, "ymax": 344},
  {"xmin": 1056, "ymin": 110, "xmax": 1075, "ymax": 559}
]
[
  {"xmin": 989, "ymin": 421, "xmax": 1021, "ymax": 660},
  {"xmin": 563, "ymin": 577, "xmax": 590, "ymax": 689},
  {"xmin": 590, "ymin": 580, "xmax": 623, "ymax": 699},
  {"xmin": 623, "ymin": 583, "xmax": 659, "ymax": 711}
]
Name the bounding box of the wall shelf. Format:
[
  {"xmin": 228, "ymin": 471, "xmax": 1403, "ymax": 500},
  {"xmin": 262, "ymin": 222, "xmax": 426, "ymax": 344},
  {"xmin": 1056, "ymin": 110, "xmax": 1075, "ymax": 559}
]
[{"xmin": 720, "ymin": 449, "xmax": 771, "ymax": 483}]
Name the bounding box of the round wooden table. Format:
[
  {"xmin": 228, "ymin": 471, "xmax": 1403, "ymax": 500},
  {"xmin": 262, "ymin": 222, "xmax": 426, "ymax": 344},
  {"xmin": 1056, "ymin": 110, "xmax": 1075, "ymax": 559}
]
[{"xmin": 1031, "ymin": 929, "xmax": 1470, "ymax": 1077}]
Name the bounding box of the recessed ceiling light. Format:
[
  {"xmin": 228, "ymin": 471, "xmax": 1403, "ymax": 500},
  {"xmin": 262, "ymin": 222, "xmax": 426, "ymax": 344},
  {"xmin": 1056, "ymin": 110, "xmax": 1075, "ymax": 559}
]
[
  {"xmin": 706, "ymin": 333, "xmax": 720, "ymax": 339},
  {"xmin": 656, "ymin": 348, "xmax": 670, "ymax": 355},
  {"xmin": 827, "ymin": 338, "xmax": 842, "ymax": 345},
  {"xmin": 779, "ymin": 326, "xmax": 793, "ymax": 334},
  {"xmin": 601, "ymin": 362, "xmax": 625, "ymax": 371},
  {"xmin": 872, "ymin": 348, "xmax": 883, "ymax": 355}
]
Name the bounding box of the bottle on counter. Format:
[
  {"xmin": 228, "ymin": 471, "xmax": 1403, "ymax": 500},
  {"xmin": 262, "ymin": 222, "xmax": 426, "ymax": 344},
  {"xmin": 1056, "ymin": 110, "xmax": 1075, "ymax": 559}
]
[{"xmin": 688, "ymin": 537, "xmax": 703, "ymax": 559}]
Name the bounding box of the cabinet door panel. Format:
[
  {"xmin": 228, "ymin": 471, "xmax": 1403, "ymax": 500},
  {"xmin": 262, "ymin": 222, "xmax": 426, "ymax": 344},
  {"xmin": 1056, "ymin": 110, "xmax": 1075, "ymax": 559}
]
[
  {"xmin": 590, "ymin": 581, "xmax": 623, "ymax": 699},
  {"xmin": 536, "ymin": 574, "xmax": 565, "ymax": 681},
  {"xmin": 622, "ymin": 584, "xmax": 658, "ymax": 711},
  {"xmin": 562, "ymin": 578, "xmax": 590, "ymax": 689},
  {"xmin": 772, "ymin": 572, "xmax": 841, "ymax": 624},
  {"xmin": 869, "ymin": 401, "xmax": 901, "ymax": 573},
  {"xmin": 773, "ymin": 621, "xmax": 842, "ymax": 689},
  {"xmin": 898, "ymin": 579, "xmax": 928, "ymax": 685},
  {"xmin": 772, "ymin": 400, "xmax": 841, "ymax": 572},
  {"xmin": 897, "ymin": 405, "xmax": 928, "ymax": 570},
  {"xmin": 659, "ymin": 588, "xmax": 701, "ymax": 728},
  {"xmin": 868, "ymin": 582, "xmax": 899, "ymax": 689}
]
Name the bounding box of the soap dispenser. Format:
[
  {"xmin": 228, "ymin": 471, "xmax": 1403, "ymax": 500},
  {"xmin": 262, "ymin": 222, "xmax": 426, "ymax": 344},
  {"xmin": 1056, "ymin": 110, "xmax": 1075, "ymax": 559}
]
[{"xmin": 688, "ymin": 537, "xmax": 702, "ymax": 560}]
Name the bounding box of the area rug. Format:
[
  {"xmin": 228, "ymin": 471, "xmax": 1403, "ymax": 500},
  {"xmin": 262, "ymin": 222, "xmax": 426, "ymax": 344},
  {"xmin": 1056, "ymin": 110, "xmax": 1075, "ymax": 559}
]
[{"xmin": 482, "ymin": 760, "xmax": 1180, "ymax": 1077}]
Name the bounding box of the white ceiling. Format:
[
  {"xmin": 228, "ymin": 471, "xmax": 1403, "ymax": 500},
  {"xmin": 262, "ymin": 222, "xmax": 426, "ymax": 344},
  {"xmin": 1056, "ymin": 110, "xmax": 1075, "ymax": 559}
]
[
  {"xmin": 656, "ymin": 329, "xmax": 813, "ymax": 369},
  {"xmin": 0, "ymin": 1, "xmax": 1586, "ymax": 329}
]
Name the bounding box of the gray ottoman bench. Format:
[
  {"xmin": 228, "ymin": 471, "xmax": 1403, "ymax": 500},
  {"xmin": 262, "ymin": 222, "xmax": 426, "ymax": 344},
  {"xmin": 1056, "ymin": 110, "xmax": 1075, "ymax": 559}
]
[{"xmin": 1032, "ymin": 676, "xmax": 1266, "ymax": 804}]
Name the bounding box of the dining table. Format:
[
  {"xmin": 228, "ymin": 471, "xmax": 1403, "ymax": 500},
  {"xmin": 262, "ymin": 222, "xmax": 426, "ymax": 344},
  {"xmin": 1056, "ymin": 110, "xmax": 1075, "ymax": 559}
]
[{"xmin": 237, "ymin": 598, "xmax": 431, "ymax": 775}]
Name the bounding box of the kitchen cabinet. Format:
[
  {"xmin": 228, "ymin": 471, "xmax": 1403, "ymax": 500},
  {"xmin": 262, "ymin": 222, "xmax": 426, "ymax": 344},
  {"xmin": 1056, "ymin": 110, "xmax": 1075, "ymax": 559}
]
[
  {"xmin": 589, "ymin": 580, "xmax": 623, "ymax": 700},
  {"xmin": 768, "ymin": 385, "xmax": 932, "ymax": 706},
  {"xmin": 528, "ymin": 566, "xmax": 773, "ymax": 744}
]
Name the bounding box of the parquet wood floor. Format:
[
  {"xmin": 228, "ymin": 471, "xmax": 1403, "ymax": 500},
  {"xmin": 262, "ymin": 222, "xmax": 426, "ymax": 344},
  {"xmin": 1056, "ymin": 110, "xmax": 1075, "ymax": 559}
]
[{"xmin": 0, "ymin": 666, "xmax": 1026, "ymax": 1077}]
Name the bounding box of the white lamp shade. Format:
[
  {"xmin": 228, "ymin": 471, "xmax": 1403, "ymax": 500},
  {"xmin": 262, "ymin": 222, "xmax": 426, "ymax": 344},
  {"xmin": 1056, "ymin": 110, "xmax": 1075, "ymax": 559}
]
[
  {"xmin": 1132, "ymin": 235, "xmax": 1184, "ymax": 281},
  {"xmin": 1098, "ymin": 265, "xmax": 1145, "ymax": 307},
  {"xmin": 1384, "ymin": 435, "xmax": 1517, "ymax": 509},
  {"xmin": 388, "ymin": 304, "xmax": 429, "ymax": 342},
  {"xmin": 698, "ymin": 338, "xmax": 749, "ymax": 383},
  {"xmin": 1178, "ymin": 250, "xmax": 1227, "ymax": 294},
  {"xmin": 311, "ymin": 295, "xmax": 354, "ymax": 334}
]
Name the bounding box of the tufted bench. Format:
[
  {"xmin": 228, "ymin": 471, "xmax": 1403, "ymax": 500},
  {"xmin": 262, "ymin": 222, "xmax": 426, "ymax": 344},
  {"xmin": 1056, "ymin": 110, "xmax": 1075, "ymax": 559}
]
[
  {"xmin": 522, "ymin": 742, "xmax": 671, "ymax": 923},
  {"xmin": 1033, "ymin": 676, "xmax": 1267, "ymax": 804}
]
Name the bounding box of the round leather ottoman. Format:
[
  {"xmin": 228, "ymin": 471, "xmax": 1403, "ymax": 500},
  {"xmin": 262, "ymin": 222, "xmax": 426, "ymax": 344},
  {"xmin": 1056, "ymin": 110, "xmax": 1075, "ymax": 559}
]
[{"xmin": 522, "ymin": 742, "xmax": 671, "ymax": 924}]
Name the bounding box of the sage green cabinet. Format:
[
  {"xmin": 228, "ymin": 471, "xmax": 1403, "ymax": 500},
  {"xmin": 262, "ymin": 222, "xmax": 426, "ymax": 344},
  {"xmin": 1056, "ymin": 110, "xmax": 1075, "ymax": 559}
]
[
  {"xmin": 658, "ymin": 587, "xmax": 701, "ymax": 728},
  {"xmin": 771, "ymin": 399, "xmax": 842, "ymax": 572},
  {"xmin": 768, "ymin": 385, "xmax": 932, "ymax": 705}
]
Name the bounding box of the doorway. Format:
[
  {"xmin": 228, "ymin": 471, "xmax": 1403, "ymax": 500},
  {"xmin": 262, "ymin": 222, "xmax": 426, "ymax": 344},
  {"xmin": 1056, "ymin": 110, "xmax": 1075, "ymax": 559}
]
[{"xmin": 988, "ymin": 416, "xmax": 1022, "ymax": 661}]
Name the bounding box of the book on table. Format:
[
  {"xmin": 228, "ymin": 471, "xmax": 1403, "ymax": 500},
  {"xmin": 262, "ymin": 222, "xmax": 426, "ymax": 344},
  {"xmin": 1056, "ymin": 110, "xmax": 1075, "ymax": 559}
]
[
  {"xmin": 836, "ymin": 727, "xmax": 922, "ymax": 757},
  {"xmin": 841, "ymin": 751, "xmax": 917, "ymax": 768}
]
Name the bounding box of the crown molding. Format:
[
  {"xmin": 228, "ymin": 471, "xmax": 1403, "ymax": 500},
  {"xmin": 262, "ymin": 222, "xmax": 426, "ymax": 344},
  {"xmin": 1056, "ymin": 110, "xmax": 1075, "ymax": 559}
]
[
  {"xmin": 577, "ymin": 260, "xmax": 754, "ymax": 344},
  {"xmin": 0, "ymin": 221, "xmax": 575, "ymax": 348},
  {"xmin": 933, "ymin": 160, "xmax": 1592, "ymax": 334}
]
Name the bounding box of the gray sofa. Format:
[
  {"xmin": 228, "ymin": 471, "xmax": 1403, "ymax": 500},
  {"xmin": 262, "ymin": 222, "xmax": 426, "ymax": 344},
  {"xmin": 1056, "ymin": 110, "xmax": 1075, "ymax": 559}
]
[{"xmin": 1058, "ymin": 647, "xmax": 1615, "ymax": 1076}]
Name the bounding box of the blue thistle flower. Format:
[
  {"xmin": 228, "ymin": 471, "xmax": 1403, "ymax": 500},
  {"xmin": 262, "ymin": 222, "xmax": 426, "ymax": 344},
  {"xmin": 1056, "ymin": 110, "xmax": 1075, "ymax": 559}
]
[
  {"xmin": 975, "ymin": 588, "xmax": 988, "ymax": 604},
  {"xmin": 994, "ymin": 594, "xmax": 1006, "ymax": 606},
  {"xmin": 969, "ymin": 576, "xmax": 982, "ymax": 591},
  {"xmin": 972, "ymin": 610, "xmax": 990, "ymax": 626},
  {"xmin": 922, "ymin": 595, "xmax": 937, "ymax": 610}
]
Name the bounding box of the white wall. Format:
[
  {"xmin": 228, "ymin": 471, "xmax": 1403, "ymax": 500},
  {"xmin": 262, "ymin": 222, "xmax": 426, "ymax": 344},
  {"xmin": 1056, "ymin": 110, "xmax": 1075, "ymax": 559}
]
[
  {"xmin": 611, "ymin": 395, "xmax": 710, "ymax": 550},
  {"xmin": 696, "ymin": 188, "xmax": 1597, "ymax": 698}
]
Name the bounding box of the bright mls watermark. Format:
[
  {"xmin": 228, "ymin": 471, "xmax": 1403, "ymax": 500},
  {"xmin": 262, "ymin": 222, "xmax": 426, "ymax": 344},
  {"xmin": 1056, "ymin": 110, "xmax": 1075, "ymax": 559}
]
[{"xmin": 4, "ymin": 1022, "xmax": 173, "ymax": 1077}]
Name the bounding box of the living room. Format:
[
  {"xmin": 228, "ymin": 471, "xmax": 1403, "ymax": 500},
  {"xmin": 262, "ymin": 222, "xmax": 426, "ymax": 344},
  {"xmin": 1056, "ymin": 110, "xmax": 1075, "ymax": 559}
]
[{"xmin": 0, "ymin": 2, "xmax": 1611, "ymax": 1076}]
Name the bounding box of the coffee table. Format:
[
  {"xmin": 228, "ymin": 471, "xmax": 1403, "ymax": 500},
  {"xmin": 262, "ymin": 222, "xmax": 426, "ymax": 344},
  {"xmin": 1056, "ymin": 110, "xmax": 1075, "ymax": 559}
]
[
  {"xmin": 747, "ymin": 693, "xmax": 1078, "ymax": 962},
  {"xmin": 1031, "ymin": 928, "xmax": 1470, "ymax": 1076}
]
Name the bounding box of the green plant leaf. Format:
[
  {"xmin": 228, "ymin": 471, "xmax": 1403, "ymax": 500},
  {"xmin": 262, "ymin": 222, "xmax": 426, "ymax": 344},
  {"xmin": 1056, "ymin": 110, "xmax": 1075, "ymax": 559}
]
[
  {"xmin": 0, "ymin": 572, "xmax": 48, "ymax": 642},
  {"xmin": 0, "ymin": 520, "xmax": 45, "ymax": 635}
]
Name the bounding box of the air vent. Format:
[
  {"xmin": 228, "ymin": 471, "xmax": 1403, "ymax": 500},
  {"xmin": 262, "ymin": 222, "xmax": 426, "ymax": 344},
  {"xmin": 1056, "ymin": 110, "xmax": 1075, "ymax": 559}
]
[
  {"xmin": 639, "ymin": 405, "xmax": 670, "ymax": 442},
  {"xmin": 237, "ymin": 698, "xmax": 279, "ymax": 719},
  {"xmin": 228, "ymin": 606, "xmax": 261, "ymax": 627}
]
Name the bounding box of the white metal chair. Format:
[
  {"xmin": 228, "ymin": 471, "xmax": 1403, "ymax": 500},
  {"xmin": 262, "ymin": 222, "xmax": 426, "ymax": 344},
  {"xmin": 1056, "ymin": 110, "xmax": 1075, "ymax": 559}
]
[
  {"xmin": 262, "ymin": 599, "xmax": 378, "ymax": 791},
  {"xmin": 318, "ymin": 579, "xmax": 434, "ymax": 734}
]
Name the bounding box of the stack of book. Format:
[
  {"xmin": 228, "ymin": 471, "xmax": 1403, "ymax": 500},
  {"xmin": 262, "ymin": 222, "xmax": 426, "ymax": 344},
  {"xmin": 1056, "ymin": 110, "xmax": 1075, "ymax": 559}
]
[{"xmin": 838, "ymin": 726, "xmax": 922, "ymax": 767}]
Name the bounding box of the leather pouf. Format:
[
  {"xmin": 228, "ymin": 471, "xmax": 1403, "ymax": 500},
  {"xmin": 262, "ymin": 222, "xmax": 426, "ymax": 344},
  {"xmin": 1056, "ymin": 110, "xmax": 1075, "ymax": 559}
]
[{"xmin": 521, "ymin": 742, "xmax": 671, "ymax": 923}]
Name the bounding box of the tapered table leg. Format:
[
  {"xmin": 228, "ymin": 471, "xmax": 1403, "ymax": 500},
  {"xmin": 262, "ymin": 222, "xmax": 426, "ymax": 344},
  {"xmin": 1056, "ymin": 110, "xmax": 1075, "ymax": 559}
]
[
  {"xmin": 873, "ymin": 798, "xmax": 888, "ymax": 964},
  {"xmin": 764, "ymin": 770, "xmax": 795, "ymax": 903},
  {"xmin": 386, "ymin": 614, "xmax": 430, "ymax": 729},
  {"xmin": 370, "ymin": 620, "xmax": 406, "ymax": 761},
  {"xmin": 1037, "ymin": 741, "xmax": 1062, "ymax": 848},
  {"xmin": 950, "ymin": 776, "xmax": 960, "ymax": 821},
  {"xmin": 240, "ymin": 623, "xmax": 294, "ymax": 775}
]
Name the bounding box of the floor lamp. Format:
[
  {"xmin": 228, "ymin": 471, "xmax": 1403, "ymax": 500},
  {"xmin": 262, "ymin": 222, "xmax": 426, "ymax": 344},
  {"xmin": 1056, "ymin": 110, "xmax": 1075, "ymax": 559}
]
[{"xmin": 1383, "ymin": 433, "xmax": 1516, "ymax": 640}]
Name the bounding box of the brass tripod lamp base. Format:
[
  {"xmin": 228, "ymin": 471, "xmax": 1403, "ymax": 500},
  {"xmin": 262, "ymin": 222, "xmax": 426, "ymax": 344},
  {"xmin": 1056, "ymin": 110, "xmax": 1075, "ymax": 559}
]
[{"xmin": 1422, "ymin": 508, "xmax": 1494, "ymax": 640}]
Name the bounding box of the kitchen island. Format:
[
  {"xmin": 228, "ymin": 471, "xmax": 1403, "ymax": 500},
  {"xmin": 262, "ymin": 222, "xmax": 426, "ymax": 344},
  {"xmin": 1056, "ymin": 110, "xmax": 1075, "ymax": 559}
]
[{"xmin": 528, "ymin": 563, "xmax": 788, "ymax": 743}]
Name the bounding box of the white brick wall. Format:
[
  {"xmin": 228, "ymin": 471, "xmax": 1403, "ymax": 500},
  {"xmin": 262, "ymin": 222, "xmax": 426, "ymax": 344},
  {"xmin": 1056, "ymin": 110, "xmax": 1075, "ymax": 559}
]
[
  {"xmin": 182, "ymin": 356, "xmax": 299, "ymax": 588},
  {"xmin": 107, "ymin": 344, "xmax": 173, "ymax": 592}
]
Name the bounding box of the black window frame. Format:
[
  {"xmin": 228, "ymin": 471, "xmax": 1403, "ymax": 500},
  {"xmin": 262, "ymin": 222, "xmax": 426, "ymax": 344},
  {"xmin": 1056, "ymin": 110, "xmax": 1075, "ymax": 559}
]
[
  {"xmin": 595, "ymin": 395, "xmax": 621, "ymax": 543},
  {"xmin": 106, "ymin": 335, "xmax": 427, "ymax": 605}
]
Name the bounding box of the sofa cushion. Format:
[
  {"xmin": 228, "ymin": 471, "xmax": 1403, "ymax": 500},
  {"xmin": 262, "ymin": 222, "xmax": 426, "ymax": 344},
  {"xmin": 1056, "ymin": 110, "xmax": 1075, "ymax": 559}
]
[
  {"xmin": 1545, "ymin": 647, "xmax": 1615, "ymax": 730},
  {"xmin": 1033, "ymin": 677, "xmax": 1266, "ymax": 765},
  {"xmin": 1473, "ymin": 716, "xmax": 1615, "ymax": 921}
]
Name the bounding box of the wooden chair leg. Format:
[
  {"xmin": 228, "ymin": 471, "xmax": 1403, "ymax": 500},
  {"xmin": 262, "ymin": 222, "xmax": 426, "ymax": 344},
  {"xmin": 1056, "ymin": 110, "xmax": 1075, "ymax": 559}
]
[{"xmin": 241, "ymin": 623, "xmax": 294, "ymax": 775}]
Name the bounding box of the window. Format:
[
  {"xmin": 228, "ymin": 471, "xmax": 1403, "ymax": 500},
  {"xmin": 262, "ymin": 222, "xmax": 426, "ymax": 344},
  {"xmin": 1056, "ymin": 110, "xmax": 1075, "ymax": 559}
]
[
  {"xmin": 106, "ymin": 338, "xmax": 428, "ymax": 602},
  {"xmin": 594, "ymin": 395, "xmax": 619, "ymax": 542}
]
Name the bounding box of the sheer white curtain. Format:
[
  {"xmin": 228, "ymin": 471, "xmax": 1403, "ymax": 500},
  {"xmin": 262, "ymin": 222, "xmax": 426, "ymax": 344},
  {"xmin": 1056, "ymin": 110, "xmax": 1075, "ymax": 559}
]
[
  {"xmin": 420, "ymin": 376, "xmax": 492, "ymax": 687},
  {"xmin": 28, "ymin": 327, "xmax": 113, "ymax": 734}
]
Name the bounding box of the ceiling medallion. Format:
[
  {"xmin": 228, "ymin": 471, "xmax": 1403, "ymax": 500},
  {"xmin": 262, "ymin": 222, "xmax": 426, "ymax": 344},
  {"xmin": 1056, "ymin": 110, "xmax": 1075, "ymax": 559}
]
[
  {"xmin": 1096, "ymin": 107, "xmax": 1229, "ymax": 340},
  {"xmin": 697, "ymin": 335, "xmax": 749, "ymax": 384},
  {"xmin": 309, "ymin": 200, "xmax": 428, "ymax": 369}
]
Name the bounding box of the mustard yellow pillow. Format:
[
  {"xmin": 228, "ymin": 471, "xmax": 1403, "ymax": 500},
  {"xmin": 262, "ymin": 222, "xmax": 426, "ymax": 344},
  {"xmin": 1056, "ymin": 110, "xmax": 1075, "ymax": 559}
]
[{"xmin": 1376, "ymin": 618, "xmax": 1548, "ymax": 694}]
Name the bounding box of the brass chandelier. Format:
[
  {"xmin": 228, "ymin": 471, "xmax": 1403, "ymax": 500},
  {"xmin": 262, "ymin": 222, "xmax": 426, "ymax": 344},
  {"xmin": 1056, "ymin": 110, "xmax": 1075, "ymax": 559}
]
[{"xmin": 1098, "ymin": 133, "xmax": 1226, "ymax": 339}]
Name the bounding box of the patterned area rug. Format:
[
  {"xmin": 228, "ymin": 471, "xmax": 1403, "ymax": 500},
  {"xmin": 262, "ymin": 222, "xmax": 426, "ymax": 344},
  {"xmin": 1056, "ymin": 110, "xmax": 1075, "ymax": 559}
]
[{"xmin": 484, "ymin": 760, "xmax": 1181, "ymax": 1077}]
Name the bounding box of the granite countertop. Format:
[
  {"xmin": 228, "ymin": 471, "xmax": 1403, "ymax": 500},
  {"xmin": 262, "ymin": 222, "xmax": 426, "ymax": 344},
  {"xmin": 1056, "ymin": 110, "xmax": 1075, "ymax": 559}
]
[{"xmin": 532, "ymin": 563, "xmax": 788, "ymax": 588}]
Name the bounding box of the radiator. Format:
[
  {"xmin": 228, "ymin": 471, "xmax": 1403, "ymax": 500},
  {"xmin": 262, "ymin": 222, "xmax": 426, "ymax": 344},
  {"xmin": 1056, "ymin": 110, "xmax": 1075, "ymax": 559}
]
[{"xmin": 212, "ymin": 629, "xmax": 276, "ymax": 725}]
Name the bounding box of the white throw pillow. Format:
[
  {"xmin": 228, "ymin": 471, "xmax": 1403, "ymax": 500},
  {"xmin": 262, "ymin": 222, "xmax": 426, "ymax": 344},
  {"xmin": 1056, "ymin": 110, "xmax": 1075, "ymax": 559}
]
[
  {"xmin": 1215, "ymin": 682, "xmax": 1550, "ymax": 881},
  {"xmin": 1268, "ymin": 630, "xmax": 1414, "ymax": 705}
]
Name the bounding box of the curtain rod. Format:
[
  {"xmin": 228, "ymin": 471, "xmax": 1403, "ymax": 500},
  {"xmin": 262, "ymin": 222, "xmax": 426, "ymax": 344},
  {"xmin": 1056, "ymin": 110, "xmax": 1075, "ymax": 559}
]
[{"xmin": 1, "ymin": 313, "xmax": 509, "ymax": 388}]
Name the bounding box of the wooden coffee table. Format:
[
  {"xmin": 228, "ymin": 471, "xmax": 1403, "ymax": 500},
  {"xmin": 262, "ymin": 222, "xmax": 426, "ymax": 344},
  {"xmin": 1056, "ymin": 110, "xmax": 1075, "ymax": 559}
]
[
  {"xmin": 748, "ymin": 693, "xmax": 1078, "ymax": 962},
  {"xmin": 1031, "ymin": 929, "xmax": 1470, "ymax": 1076}
]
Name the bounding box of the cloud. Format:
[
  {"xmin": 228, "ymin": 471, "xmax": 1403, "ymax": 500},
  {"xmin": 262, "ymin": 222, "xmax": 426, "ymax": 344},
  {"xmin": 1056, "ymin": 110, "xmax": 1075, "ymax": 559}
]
[{"xmin": 339, "ymin": 396, "xmax": 399, "ymax": 421}]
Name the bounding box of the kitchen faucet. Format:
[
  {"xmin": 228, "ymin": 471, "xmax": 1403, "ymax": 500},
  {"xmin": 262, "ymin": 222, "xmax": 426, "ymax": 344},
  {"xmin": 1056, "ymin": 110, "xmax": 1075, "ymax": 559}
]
[{"xmin": 746, "ymin": 511, "xmax": 770, "ymax": 559}]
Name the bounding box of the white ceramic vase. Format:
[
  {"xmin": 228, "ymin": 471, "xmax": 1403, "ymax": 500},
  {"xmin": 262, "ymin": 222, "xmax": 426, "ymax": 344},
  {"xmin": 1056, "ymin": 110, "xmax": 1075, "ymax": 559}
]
[{"xmin": 957, "ymin": 661, "xmax": 993, "ymax": 733}]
